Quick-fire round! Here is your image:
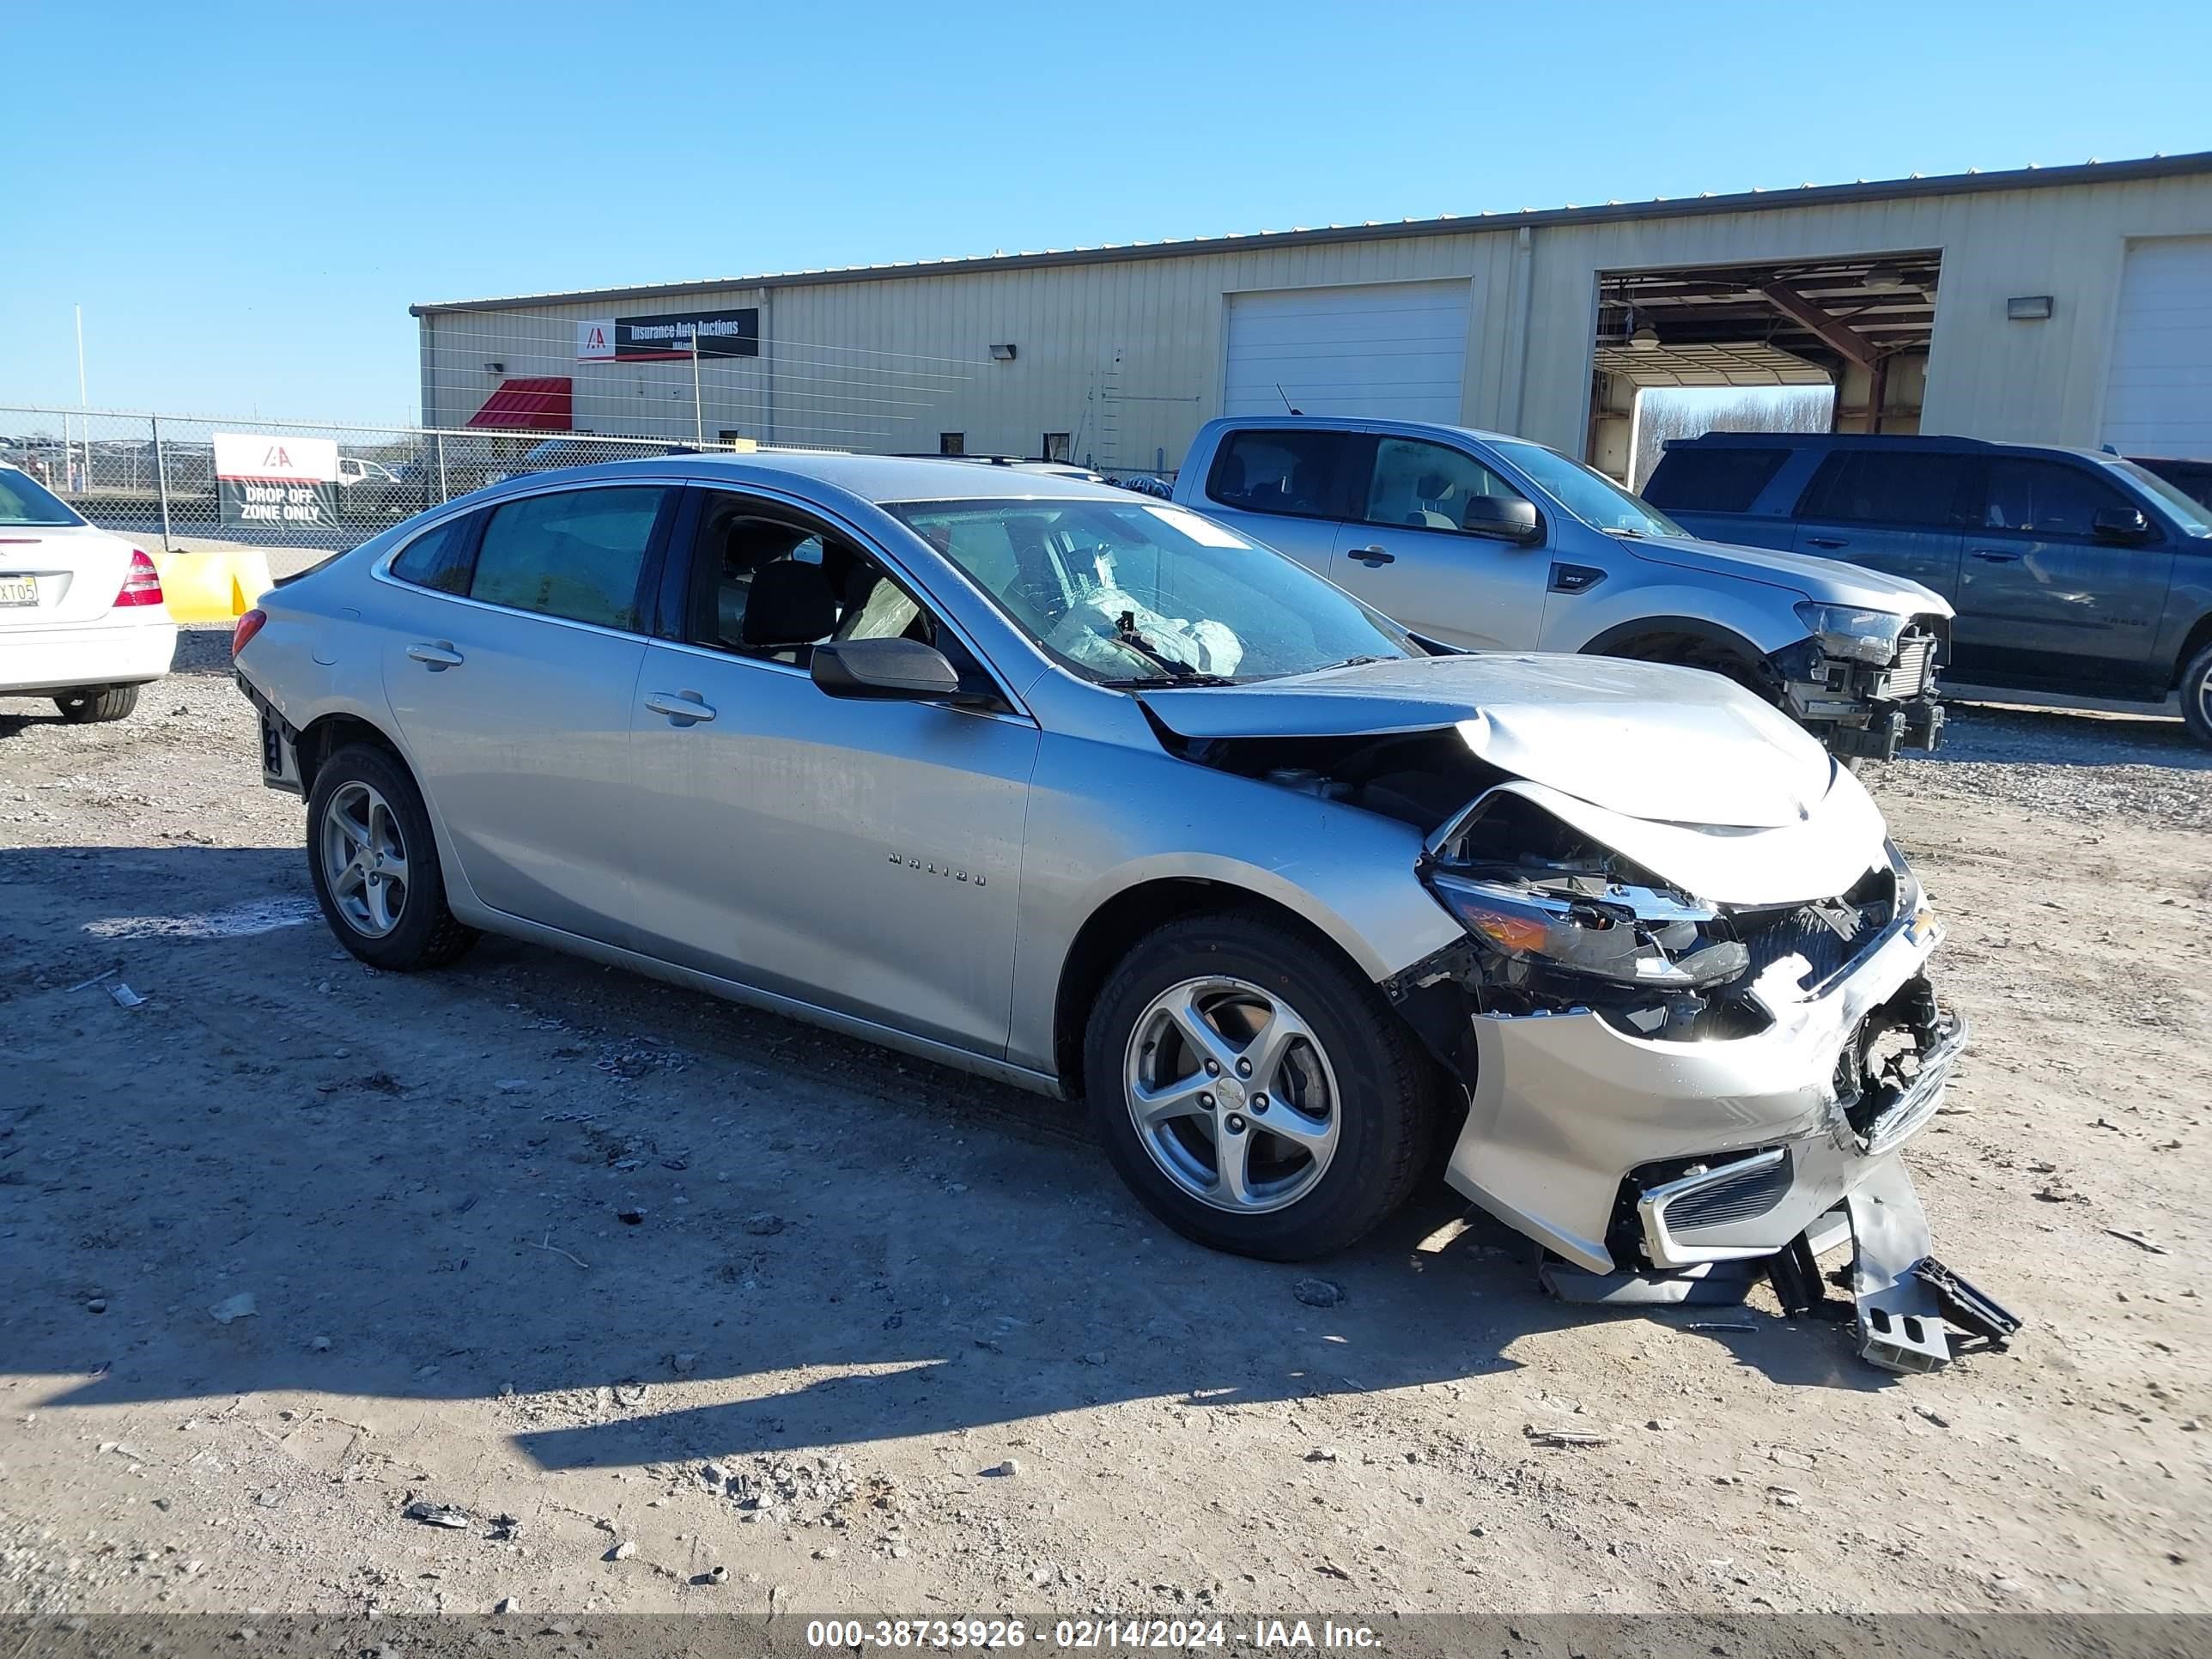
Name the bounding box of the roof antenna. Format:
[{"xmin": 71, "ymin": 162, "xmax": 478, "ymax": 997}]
[{"xmin": 1276, "ymin": 383, "xmax": 1304, "ymax": 416}]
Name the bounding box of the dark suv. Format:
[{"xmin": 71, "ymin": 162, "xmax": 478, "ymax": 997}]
[{"xmin": 1644, "ymin": 434, "xmax": 2212, "ymax": 745}]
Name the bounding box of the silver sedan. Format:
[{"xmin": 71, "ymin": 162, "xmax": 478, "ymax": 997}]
[{"xmin": 233, "ymin": 453, "xmax": 2010, "ymax": 1371}]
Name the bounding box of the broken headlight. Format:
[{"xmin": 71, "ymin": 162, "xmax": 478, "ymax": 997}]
[
  {"xmin": 1793, "ymin": 601, "xmax": 1911, "ymax": 666},
  {"xmin": 1428, "ymin": 872, "xmax": 1749, "ymax": 990}
]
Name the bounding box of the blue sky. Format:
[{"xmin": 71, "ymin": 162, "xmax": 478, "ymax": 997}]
[{"xmin": 4, "ymin": 0, "xmax": 2207, "ymax": 425}]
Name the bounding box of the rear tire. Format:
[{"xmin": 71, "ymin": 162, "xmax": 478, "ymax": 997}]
[
  {"xmin": 307, "ymin": 742, "xmax": 477, "ymax": 971},
  {"xmin": 2182, "ymin": 639, "xmax": 2212, "ymax": 749},
  {"xmin": 1083, "ymin": 911, "xmax": 1439, "ymax": 1261},
  {"xmin": 54, "ymin": 685, "xmax": 140, "ymax": 723}
]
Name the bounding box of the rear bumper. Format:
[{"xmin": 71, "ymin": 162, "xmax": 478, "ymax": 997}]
[
  {"xmin": 1441, "ymin": 906, "xmax": 1954, "ymax": 1274},
  {"xmin": 0, "ymin": 617, "xmax": 177, "ymax": 695}
]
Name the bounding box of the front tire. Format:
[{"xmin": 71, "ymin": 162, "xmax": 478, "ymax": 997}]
[
  {"xmin": 1083, "ymin": 912, "xmax": 1440, "ymax": 1261},
  {"xmin": 307, "ymin": 742, "xmax": 477, "ymax": 971},
  {"xmin": 54, "ymin": 685, "xmax": 140, "ymax": 723},
  {"xmin": 2181, "ymin": 639, "xmax": 2212, "ymax": 749}
]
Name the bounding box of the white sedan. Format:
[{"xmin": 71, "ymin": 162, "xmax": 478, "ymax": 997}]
[{"xmin": 0, "ymin": 464, "xmax": 175, "ymax": 721}]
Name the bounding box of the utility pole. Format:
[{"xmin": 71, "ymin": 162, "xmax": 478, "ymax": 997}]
[
  {"xmin": 690, "ymin": 327, "xmax": 704, "ymax": 445},
  {"xmin": 73, "ymin": 304, "xmax": 88, "ymax": 492}
]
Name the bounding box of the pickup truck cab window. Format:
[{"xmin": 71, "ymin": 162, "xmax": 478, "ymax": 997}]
[
  {"xmin": 1206, "ymin": 429, "xmax": 1360, "ymax": 520},
  {"xmin": 1364, "ymin": 438, "xmax": 1529, "ymax": 533}
]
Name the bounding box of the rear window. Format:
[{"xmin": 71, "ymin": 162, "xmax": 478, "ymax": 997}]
[
  {"xmin": 1206, "ymin": 429, "xmax": 1360, "ymax": 520},
  {"xmin": 0, "ymin": 467, "xmax": 85, "ymax": 526},
  {"xmin": 1797, "ymin": 451, "xmax": 1975, "ymax": 529},
  {"xmin": 1641, "ymin": 447, "xmax": 1788, "ymax": 514}
]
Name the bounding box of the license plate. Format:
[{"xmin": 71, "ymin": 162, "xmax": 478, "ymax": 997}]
[{"xmin": 0, "ymin": 574, "xmax": 37, "ymax": 607}]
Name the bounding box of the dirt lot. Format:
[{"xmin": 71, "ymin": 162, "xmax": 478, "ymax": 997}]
[{"xmin": 2, "ymin": 625, "xmax": 2207, "ymax": 1620}]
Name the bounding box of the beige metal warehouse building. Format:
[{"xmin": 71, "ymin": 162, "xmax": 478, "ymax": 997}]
[{"xmin": 412, "ymin": 153, "xmax": 2212, "ymax": 481}]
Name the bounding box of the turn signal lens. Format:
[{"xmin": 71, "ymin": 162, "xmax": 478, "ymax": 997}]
[
  {"xmin": 1462, "ymin": 908, "xmax": 1553, "ymax": 954},
  {"xmin": 233, "ymin": 607, "xmax": 269, "ymax": 657},
  {"xmin": 113, "ymin": 549, "xmax": 164, "ymax": 608}
]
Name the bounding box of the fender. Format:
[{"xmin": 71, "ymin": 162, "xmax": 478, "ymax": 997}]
[{"xmin": 1574, "ymin": 612, "xmax": 1780, "ymax": 665}]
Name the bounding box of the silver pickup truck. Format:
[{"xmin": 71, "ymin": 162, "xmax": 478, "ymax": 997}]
[{"xmin": 1173, "ymin": 416, "xmax": 1950, "ymax": 759}]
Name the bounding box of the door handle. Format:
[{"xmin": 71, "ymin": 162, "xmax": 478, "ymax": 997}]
[
  {"xmin": 1347, "ymin": 545, "xmax": 1396, "ymax": 566},
  {"xmin": 1970, "ymin": 549, "xmax": 2022, "ymax": 562},
  {"xmin": 643, "ymin": 690, "xmax": 716, "ymax": 724},
  {"xmin": 405, "ymin": 641, "xmax": 463, "ymax": 670},
  {"xmin": 1805, "ymin": 537, "xmax": 1848, "ymax": 550}
]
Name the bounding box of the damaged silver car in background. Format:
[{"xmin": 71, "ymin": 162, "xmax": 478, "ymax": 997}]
[{"xmin": 232, "ymin": 453, "xmax": 2019, "ymax": 1375}]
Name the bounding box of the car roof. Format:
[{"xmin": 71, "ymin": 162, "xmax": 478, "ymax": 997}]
[
  {"xmin": 489, "ymin": 449, "xmax": 1136, "ymax": 506},
  {"xmin": 1204, "ymin": 413, "xmax": 1524, "ymax": 447},
  {"xmin": 1662, "ymin": 430, "xmax": 2125, "ymax": 465}
]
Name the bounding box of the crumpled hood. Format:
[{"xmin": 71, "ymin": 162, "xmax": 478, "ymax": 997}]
[{"xmin": 1141, "ymin": 653, "xmax": 1837, "ymax": 830}]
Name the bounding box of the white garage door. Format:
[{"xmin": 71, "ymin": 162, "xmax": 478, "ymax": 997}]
[
  {"xmin": 2102, "ymin": 236, "xmax": 2212, "ymax": 456},
  {"xmin": 1224, "ymin": 280, "xmax": 1471, "ymax": 423}
]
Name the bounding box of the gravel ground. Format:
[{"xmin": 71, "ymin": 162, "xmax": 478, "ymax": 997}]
[{"xmin": 1, "ymin": 632, "xmax": 2207, "ymax": 1620}]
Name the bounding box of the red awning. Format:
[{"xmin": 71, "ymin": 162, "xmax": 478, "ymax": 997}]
[{"xmin": 467, "ymin": 377, "xmax": 573, "ymax": 431}]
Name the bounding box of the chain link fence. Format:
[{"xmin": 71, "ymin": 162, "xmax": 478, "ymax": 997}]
[{"xmin": 0, "ymin": 404, "xmax": 767, "ymax": 554}]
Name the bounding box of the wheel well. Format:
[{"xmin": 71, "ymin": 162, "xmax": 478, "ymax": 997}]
[
  {"xmin": 295, "ymin": 713, "xmax": 404, "ymax": 793},
  {"xmin": 2171, "ymin": 613, "xmax": 2212, "ymax": 690},
  {"xmin": 1584, "ymin": 621, "xmax": 1776, "ymax": 696},
  {"xmin": 1050, "ymin": 878, "xmax": 1362, "ymax": 1091}
]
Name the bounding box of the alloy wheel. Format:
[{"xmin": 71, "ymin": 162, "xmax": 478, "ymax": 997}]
[
  {"xmin": 1123, "ymin": 975, "xmax": 1341, "ymax": 1213},
  {"xmin": 320, "ymin": 780, "xmax": 410, "ymax": 939}
]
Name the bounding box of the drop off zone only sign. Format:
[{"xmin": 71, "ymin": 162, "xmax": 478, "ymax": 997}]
[{"xmin": 214, "ymin": 434, "xmax": 340, "ymax": 529}]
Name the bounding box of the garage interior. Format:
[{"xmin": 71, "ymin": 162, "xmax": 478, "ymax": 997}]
[{"xmin": 1589, "ymin": 250, "xmax": 1943, "ymax": 484}]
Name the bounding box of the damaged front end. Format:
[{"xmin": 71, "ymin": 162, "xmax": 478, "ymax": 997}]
[
  {"xmin": 1768, "ymin": 609, "xmax": 1948, "ymax": 761},
  {"xmin": 1139, "ymin": 653, "xmax": 2015, "ymax": 1374},
  {"xmin": 1385, "ymin": 783, "xmax": 2014, "ymax": 1374}
]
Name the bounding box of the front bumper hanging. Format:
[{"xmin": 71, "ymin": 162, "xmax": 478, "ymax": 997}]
[{"xmin": 1545, "ymin": 1152, "xmax": 2023, "ymax": 1374}]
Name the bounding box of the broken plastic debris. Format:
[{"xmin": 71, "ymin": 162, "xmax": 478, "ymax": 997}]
[
  {"xmin": 1523, "ymin": 1424, "xmax": 1611, "ymax": 1448},
  {"xmin": 208, "ymin": 1293, "xmax": 258, "ymax": 1324},
  {"xmin": 404, "ymin": 1500, "xmax": 471, "ymax": 1529},
  {"xmin": 109, "ymin": 983, "xmax": 146, "ymax": 1009}
]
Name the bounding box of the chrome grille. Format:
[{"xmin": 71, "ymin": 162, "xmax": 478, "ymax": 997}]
[{"xmin": 1877, "ymin": 631, "xmax": 1939, "ymax": 700}]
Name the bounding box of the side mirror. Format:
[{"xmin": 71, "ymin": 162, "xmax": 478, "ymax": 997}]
[
  {"xmin": 2092, "ymin": 506, "xmax": 2153, "ymax": 544},
  {"xmin": 1462, "ymin": 495, "xmax": 1542, "ymax": 544},
  {"xmin": 811, "ymin": 636, "xmax": 963, "ymax": 701}
]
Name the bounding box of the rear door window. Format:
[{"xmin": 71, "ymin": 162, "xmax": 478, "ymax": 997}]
[
  {"xmin": 388, "ymin": 514, "xmax": 481, "ymax": 595},
  {"xmin": 1642, "ymin": 447, "xmax": 1789, "ymax": 514},
  {"xmin": 1363, "ymin": 437, "xmax": 1529, "ymax": 532},
  {"xmin": 1797, "ymin": 451, "xmax": 1976, "ymax": 528},
  {"xmin": 1206, "ymin": 429, "xmax": 1361, "ymax": 520},
  {"xmin": 1982, "ymin": 459, "xmax": 2142, "ymax": 539},
  {"xmin": 468, "ymin": 486, "xmax": 671, "ymax": 630}
]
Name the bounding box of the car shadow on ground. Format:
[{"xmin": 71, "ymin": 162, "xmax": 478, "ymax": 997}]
[
  {"xmin": 6, "ymin": 842, "xmax": 1900, "ymax": 1482},
  {"xmin": 1902, "ymin": 699, "xmax": 2209, "ymax": 769}
]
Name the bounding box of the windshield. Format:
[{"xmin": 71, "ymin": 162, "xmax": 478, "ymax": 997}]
[
  {"xmin": 888, "ymin": 498, "xmax": 1419, "ymax": 685},
  {"xmin": 2112, "ymin": 459, "xmax": 2212, "ymax": 537},
  {"xmin": 1489, "ymin": 438, "xmax": 1685, "ymax": 538},
  {"xmin": 0, "ymin": 467, "xmax": 86, "ymax": 527}
]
